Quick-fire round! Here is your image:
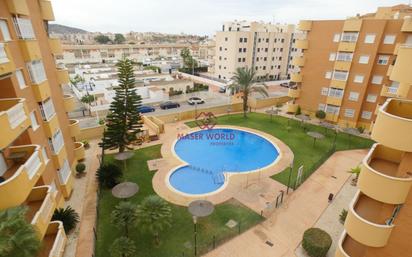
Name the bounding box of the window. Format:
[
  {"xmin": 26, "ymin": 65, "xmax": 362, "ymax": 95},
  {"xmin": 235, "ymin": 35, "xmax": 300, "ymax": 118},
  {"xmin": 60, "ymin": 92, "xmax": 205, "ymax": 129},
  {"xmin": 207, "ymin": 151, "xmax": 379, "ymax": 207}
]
[
  {"xmin": 364, "ymin": 34, "xmax": 376, "ymax": 44},
  {"xmin": 329, "ymin": 53, "xmax": 336, "ymax": 61},
  {"xmin": 244, "ymin": 38, "xmax": 247, "ymax": 43},
  {"xmin": 361, "ymin": 111, "xmax": 372, "ymax": 120},
  {"xmin": 372, "ymin": 75, "xmax": 383, "ymax": 85},
  {"xmin": 332, "ymin": 70, "xmax": 348, "ymax": 81},
  {"xmin": 359, "ymin": 55, "xmax": 369, "ymax": 64},
  {"xmin": 328, "ymin": 88, "xmax": 344, "ymax": 98},
  {"xmin": 333, "ymin": 33, "xmax": 341, "ymax": 42},
  {"xmin": 29, "ymin": 111, "xmax": 39, "ymax": 131},
  {"xmin": 344, "ymin": 109, "xmax": 355, "ymax": 118},
  {"xmin": 325, "ymin": 105, "xmax": 340, "ymax": 114},
  {"xmin": 15, "ymin": 70, "xmax": 26, "ymax": 89},
  {"xmin": 239, "ymin": 48, "xmax": 242, "ymax": 53},
  {"xmin": 341, "ymin": 32, "xmax": 358, "ymax": 42},
  {"xmin": 366, "ymin": 94, "xmax": 377, "ymax": 103},
  {"xmin": 353, "ymin": 75, "xmax": 364, "ymax": 83},
  {"xmin": 383, "ymin": 35, "xmax": 396, "ymax": 44},
  {"xmin": 318, "ymin": 104, "xmax": 326, "ymax": 111},
  {"xmin": 0, "ymin": 20, "xmax": 11, "ymax": 41},
  {"xmin": 239, "ymin": 38, "xmax": 243, "ymax": 43},
  {"xmin": 225, "ymin": 37, "xmax": 228, "ymax": 41},
  {"xmin": 377, "ymin": 55, "xmax": 389, "ymax": 65},
  {"xmin": 321, "ymin": 87, "xmax": 329, "ymax": 96},
  {"xmin": 238, "ymin": 58, "xmax": 242, "ymax": 62},
  {"xmin": 41, "ymin": 146, "xmax": 49, "ymax": 164},
  {"xmin": 325, "ymin": 71, "xmax": 332, "ymax": 79},
  {"xmin": 349, "ymin": 92, "xmax": 359, "ymax": 101},
  {"xmin": 27, "ymin": 60, "xmax": 47, "ymax": 84},
  {"xmin": 336, "ymin": 52, "xmax": 353, "ymax": 62},
  {"xmin": 243, "ymin": 48, "xmax": 246, "ymax": 52},
  {"xmin": 12, "ymin": 17, "xmax": 35, "ymax": 39}
]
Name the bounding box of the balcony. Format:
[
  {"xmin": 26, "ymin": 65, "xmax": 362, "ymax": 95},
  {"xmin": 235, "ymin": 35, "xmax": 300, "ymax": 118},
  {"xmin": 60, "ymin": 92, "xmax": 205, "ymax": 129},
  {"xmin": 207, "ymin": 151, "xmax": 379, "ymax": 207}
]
[
  {"xmin": 372, "ymin": 99, "xmax": 412, "ymax": 152},
  {"xmin": 389, "ymin": 45, "xmax": 412, "ymax": 86},
  {"xmin": 345, "ymin": 191, "xmax": 395, "ymax": 247},
  {"xmin": 43, "ymin": 114, "xmax": 59, "ymax": 138},
  {"xmin": 338, "ymin": 42, "xmax": 356, "ymax": 52},
  {"xmin": 326, "ymin": 96, "xmax": 343, "ymax": 106},
  {"xmin": 6, "ymin": 0, "xmax": 29, "ymax": 15},
  {"xmin": 0, "ymin": 145, "xmax": 45, "ymax": 209},
  {"xmin": 68, "ymin": 119, "xmax": 80, "ymax": 138},
  {"xmin": 26, "ymin": 186, "xmax": 56, "ymax": 238},
  {"xmin": 37, "ymin": 221, "xmax": 66, "ymax": 257},
  {"xmin": 386, "ymin": 64, "xmax": 394, "ymax": 77},
  {"xmin": 295, "ymin": 39, "xmax": 308, "ymax": 50},
  {"xmin": 343, "ymin": 19, "xmax": 362, "ymax": 31},
  {"xmin": 335, "ymin": 232, "xmax": 366, "ymax": 257},
  {"xmin": 48, "ymin": 38, "xmax": 63, "ymax": 55},
  {"xmin": 39, "ymin": 0, "xmax": 55, "ymax": 21},
  {"xmin": 18, "ymin": 40, "xmax": 42, "ymax": 62},
  {"xmin": 32, "ymin": 80, "xmax": 51, "ymax": 102},
  {"xmin": 288, "ymin": 88, "xmax": 300, "ymax": 98},
  {"xmin": 0, "ymin": 43, "xmax": 15, "ymax": 76},
  {"xmin": 401, "ymin": 16, "xmax": 412, "ymax": 32},
  {"xmin": 325, "ymin": 113, "xmax": 339, "ymax": 123},
  {"xmin": 63, "ymin": 94, "xmax": 75, "ymax": 112},
  {"xmin": 51, "ymin": 144, "xmax": 67, "ymax": 169},
  {"xmin": 290, "ymin": 73, "xmax": 303, "ymax": 83},
  {"xmin": 292, "ymin": 56, "xmax": 305, "ymax": 66},
  {"xmin": 74, "ymin": 142, "xmax": 85, "ymax": 161},
  {"xmin": 298, "ymin": 20, "xmax": 312, "ymax": 31},
  {"xmin": 0, "ymin": 98, "xmax": 30, "ymax": 149},
  {"xmin": 56, "ymin": 68, "xmax": 70, "ymax": 85},
  {"xmin": 334, "ymin": 61, "xmax": 351, "ymax": 71},
  {"xmin": 330, "ymin": 79, "xmax": 347, "ymax": 89},
  {"xmin": 286, "ymin": 103, "xmax": 298, "ymax": 113},
  {"xmin": 380, "ymin": 85, "xmax": 402, "ymax": 98},
  {"xmin": 358, "ymin": 143, "xmax": 412, "ymax": 204}
]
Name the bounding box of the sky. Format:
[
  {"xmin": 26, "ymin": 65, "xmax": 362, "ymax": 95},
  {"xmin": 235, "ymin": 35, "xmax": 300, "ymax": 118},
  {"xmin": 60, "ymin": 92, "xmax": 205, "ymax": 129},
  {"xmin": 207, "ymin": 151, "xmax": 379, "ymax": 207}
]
[{"xmin": 52, "ymin": 0, "xmax": 409, "ymax": 36}]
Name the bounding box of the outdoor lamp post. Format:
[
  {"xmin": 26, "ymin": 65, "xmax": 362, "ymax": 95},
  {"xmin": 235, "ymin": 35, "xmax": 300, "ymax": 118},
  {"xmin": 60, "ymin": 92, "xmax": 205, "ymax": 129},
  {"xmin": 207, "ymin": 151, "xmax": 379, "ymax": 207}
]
[{"xmin": 188, "ymin": 200, "xmax": 215, "ymax": 256}]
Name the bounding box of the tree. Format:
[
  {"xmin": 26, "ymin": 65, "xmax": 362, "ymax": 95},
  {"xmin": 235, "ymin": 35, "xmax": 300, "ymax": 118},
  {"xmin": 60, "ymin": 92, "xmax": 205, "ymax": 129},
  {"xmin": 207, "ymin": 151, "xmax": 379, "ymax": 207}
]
[
  {"xmin": 100, "ymin": 58, "xmax": 143, "ymax": 153},
  {"xmin": 110, "ymin": 237, "xmax": 136, "ymax": 257},
  {"xmin": 0, "ymin": 207, "xmax": 41, "ymax": 257},
  {"xmin": 111, "ymin": 201, "xmax": 138, "ymax": 237},
  {"xmin": 339, "ymin": 209, "xmax": 348, "ymax": 224},
  {"xmin": 114, "ymin": 33, "xmax": 126, "ymax": 44},
  {"xmin": 315, "ymin": 110, "xmax": 326, "ymax": 121},
  {"xmin": 136, "ymin": 195, "xmax": 172, "ymax": 245},
  {"xmin": 180, "ymin": 48, "xmax": 198, "ymax": 72},
  {"xmin": 81, "ymin": 94, "xmax": 96, "ymax": 115},
  {"xmin": 96, "ymin": 163, "xmax": 123, "ymax": 188},
  {"xmin": 94, "ymin": 35, "xmax": 111, "ymax": 44},
  {"xmin": 228, "ymin": 67, "xmax": 268, "ymax": 118},
  {"xmin": 52, "ymin": 206, "xmax": 80, "ymax": 233},
  {"xmin": 70, "ymin": 74, "xmax": 85, "ymax": 88}
]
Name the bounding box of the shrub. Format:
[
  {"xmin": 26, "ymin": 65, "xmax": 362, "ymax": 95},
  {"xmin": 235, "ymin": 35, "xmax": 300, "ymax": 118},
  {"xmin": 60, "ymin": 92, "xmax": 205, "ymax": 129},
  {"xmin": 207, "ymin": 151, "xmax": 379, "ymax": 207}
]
[
  {"xmin": 357, "ymin": 126, "xmax": 365, "ymax": 134},
  {"xmin": 52, "ymin": 206, "xmax": 80, "ymax": 233},
  {"xmin": 75, "ymin": 163, "xmax": 86, "ymax": 176},
  {"xmin": 96, "ymin": 163, "xmax": 123, "ymax": 188},
  {"xmin": 295, "ymin": 106, "xmax": 302, "ymax": 115},
  {"xmin": 315, "ymin": 110, "xmax": 326, "ymax": 120},
  {"xmin": 339, "ymin": 209, "xmax": 348, "ymax": 224},
  {"xmin": 302, "ymin": 228, "xmax": 332, "ymax": 257},
  {"xmin": 99, "ymin": 119, "xmax": 105, "ymax": 125},
  {"xmin": 82, "ymin": 140, "xmax": 90, "ymax": 149}
]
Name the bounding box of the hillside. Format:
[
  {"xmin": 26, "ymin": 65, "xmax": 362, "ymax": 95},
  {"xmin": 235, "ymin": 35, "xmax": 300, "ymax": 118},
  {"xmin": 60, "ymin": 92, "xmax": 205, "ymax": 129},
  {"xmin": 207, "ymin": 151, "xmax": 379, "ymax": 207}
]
[{"xmin": 49, "ymin": 24, "xmax": 88, "ymax": 34}]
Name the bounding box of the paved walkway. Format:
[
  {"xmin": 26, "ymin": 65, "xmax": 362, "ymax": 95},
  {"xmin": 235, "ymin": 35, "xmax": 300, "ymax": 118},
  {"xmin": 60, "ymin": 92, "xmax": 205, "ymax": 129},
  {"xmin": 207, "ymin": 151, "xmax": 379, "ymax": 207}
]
[{"xmin": 203, "ymin": 149, "xmax": 366, "ymax": 257}]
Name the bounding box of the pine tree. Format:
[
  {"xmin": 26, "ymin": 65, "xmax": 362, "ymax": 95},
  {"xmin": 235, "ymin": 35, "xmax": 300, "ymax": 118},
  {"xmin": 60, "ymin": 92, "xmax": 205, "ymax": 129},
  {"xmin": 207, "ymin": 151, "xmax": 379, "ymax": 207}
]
[{"xmin": 100, "ymin": 59, "xmax": 142, "ymax": 152}]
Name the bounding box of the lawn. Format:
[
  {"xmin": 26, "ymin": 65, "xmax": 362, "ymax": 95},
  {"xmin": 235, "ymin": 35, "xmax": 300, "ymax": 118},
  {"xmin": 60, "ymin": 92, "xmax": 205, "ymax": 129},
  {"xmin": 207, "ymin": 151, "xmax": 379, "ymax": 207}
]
[
  {"xmin": 96, "ymin": 144, "xmax": 263, "ymax": 257},
  {"xmin": 186, "ymin": 112, "xmax": 374, "ymax": 188}
]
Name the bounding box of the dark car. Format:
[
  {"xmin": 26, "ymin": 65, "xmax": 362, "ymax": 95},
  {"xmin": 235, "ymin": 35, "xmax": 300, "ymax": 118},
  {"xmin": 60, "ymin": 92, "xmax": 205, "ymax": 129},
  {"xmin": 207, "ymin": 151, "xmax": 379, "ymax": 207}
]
[
  {"xmin": 139, "ymin": 105, "xmax": 155, "ymax": 113},
  {"xmin": 160, "ymin": 101, "xmax": 180, "ymax": 110}
]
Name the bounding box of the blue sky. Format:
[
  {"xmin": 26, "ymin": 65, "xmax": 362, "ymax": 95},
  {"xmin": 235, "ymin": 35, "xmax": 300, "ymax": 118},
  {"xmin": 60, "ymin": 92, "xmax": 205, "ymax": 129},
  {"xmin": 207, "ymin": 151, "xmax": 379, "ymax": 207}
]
[{"xmin": 53, "ymin": 0, "xmax": 408, "ymax": 35}]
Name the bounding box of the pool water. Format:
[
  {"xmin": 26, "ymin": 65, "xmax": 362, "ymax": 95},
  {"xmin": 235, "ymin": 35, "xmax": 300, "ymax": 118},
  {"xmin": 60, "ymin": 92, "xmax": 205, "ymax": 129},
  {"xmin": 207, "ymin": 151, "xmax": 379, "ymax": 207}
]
[{"xmin": 169, "ymin": 128, "xmax": 279, "ymax": 195}]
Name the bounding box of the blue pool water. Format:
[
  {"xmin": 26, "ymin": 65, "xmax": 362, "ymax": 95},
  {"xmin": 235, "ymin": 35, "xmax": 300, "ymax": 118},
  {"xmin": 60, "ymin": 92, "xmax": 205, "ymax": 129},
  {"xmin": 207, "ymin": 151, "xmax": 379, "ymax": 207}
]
[{"xmin": 169, "ymin": 128, "xmax": 279, "ymax": 195}]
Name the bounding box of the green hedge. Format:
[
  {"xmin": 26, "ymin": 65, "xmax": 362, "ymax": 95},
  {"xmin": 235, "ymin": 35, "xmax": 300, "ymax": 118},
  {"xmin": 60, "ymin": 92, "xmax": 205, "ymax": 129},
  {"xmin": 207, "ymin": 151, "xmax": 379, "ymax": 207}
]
[{"xmin": 302, "ymin": 228, "xmax": 332, "ymax": 257}]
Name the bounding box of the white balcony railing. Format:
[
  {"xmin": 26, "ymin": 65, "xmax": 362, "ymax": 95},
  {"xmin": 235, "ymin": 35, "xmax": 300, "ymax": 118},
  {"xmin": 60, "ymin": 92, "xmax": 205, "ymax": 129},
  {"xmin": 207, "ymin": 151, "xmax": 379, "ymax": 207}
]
[
  {"xmin": 7, "ymin": 103, "xmax": 27, "ymax": 129},
  {"xmin": 49, "ymin": 130, "xmax": 64, "ymax": 155},
  {"xmin": 39, "ymin": 99, "xmax": 56, "ymax": 121},
  {"xmin": 24, "ymin": 151, "xmax": 41, "ymax": 179},
  {"xmin": 31, "ymin": 187, "xmax": 54, "ymax": 226},
  {"xmin": 13, "ymin": 17, "xmax": 36, "ymax": 40},
  {"xmin": 58, "ymin": 160, "xmax": 71, "ymax": 185},
  {"xmin": 27, "ymin": 60, "xmax": 47, "ymax": 84},
  {"xmin": 49, "ymin": 226, "xmax": 65, "ymax": 257},
  {"xmin": 0, "ymin": 43, "xmax": 9, "ymax": 64}
]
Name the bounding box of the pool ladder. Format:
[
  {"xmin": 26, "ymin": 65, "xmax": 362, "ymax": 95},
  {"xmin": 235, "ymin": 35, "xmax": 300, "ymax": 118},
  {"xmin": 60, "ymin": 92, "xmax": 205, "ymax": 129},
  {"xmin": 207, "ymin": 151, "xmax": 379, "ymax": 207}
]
[{"xmin": 188, "ymin": 165, "xmax": 225, "ymax": 185}]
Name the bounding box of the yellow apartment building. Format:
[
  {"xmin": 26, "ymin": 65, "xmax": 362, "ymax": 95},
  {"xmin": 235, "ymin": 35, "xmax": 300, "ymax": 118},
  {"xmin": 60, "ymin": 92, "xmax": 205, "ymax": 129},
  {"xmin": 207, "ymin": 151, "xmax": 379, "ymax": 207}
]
[
  {"xmin": 0, "ymin": 0, "xmax": 85, "ymax": 256},
  {"xmin": 288, "ymin": 5, "xmax": 412, "ymax": 131}
]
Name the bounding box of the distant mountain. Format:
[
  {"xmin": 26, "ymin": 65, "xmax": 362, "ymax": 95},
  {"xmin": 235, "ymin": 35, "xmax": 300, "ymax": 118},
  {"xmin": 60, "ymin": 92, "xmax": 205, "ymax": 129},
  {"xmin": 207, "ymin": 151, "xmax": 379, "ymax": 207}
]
[{"xmin": 49, "ymin": 24, "xmax": 88, "ymax": 34}]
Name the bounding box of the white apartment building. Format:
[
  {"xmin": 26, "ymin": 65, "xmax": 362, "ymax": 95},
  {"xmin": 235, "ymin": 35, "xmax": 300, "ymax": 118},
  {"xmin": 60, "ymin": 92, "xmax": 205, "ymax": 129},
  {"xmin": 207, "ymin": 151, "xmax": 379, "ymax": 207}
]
[{"xmin": 214, "ymin": 21, "xmax": 303, "ymax": 81}]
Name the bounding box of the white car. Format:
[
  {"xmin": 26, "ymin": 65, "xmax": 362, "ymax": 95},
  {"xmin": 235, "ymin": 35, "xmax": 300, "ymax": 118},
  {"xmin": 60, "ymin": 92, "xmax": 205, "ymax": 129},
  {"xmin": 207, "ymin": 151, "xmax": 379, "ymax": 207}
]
[{"xmin": 187, "ymin": 97, "xmax": 205, "ymax": 105}]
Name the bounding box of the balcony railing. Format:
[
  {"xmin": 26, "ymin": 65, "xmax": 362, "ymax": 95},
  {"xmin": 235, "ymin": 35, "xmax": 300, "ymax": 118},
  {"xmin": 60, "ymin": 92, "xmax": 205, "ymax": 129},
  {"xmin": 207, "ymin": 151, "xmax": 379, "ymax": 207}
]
[
  {"xmin": 0, "ymin": 98, "xmax": 30, "ymax": 149},
  {"xmin": 0, "ymin": 43, "xmax": 9, "ymax": 64},
  {"xmin": 43, "ymin": 221, "xmax": 66, "ymax": 257},
  {"xmin": 13, "ymin": 17, "xmax": 35, "ymax": 39},
  {"xmin": 58, "ymin": 160, "xmax": 71, "ymax": 185},
  {"xmin": 28, "ymin": 186, "xmax": 56, "ymax": 238},
  {"xmin": 49, "ymin": 130, "xmax": 64, "ymax": 155},
  {"xmin": 7, "ymin": 101, "xmax": 27, "ymax": 129},
  {"xmin": 335, "ymin": 232, "xmax": 366, "ymax": 257}
]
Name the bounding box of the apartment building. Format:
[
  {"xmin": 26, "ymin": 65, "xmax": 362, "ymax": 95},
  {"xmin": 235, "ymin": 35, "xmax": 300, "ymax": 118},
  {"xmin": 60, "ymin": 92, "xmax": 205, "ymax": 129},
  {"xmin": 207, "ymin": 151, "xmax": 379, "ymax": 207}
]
[
  {"xmin": 288, "ymin": 5, "xmax": 412, "ymax": 130},
  {"xmin": 0, "ymin": 0, "xmax": 83, "ymax": 256},
  {"xmin": 214, "ymin": 21, "xmax": 302, "ymax": 81}
]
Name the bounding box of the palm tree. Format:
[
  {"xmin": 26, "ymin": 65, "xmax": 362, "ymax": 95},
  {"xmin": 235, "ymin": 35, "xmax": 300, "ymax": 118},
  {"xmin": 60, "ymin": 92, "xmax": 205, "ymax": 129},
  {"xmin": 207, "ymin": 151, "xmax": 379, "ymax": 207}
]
[
  {"xmin": 228, "ymin": 67, "xmax": 268, "ymax": 118},
  {"xmin": 0, "ymin": 207, "xmax": 41, "ymax": 257},
  {"xmin": 52, "ymin": 206, "xmax": 80, "ymax": 233},
  {"xmin": 110, "ymin": 237, "xmax": 136, "ymax": 257},
  {"xmin": 136, "ymin": 195, "xmax": 172, "ymax": 245},
  {"xmin": 111, "ymin": 201, "xmax": 138, "ymax": 237},
  {"xmin": 96, "ymin": 163, "xmax": 123, "ymax": 189}
]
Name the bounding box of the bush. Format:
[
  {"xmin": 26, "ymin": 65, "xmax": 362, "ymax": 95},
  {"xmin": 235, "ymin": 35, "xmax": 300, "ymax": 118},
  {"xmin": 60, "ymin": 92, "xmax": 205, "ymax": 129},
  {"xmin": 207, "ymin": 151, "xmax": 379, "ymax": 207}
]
[
  {"xmin": 357, "ymin": 126, "xmax": 365, "ymax": 134},
  {"xmin": 295, "ymin": 106, "xmax": 302, "ymax": 115},
  {"xmin": 82, "ymin": 140, "xmax": 90, "ymax": 149},
  {"xmin": 96, "ymin": 163, "xmax": 123, "ymax": 188},
  {"xmin": 315, "ymin": 110, "xmax": 326, "ymax": 120},
  {"xmin": 52, "ymin": 206, "xmax": 80, "ymax": 233},
  {"xmin": 339, "ymin": 209, "xmax": 348, "ymax": 224},
  {"xmin": 75, "ymin": 163, "xmax": 86, "ymax": 176},
  {"xmin": 302, "ymin": 228, "xmax": 332, "ymax": 257}
]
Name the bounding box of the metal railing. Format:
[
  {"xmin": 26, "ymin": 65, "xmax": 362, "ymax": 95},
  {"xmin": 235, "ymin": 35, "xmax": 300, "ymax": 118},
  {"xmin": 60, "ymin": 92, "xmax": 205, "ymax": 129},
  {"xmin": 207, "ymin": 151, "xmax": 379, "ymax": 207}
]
[{"xmin": 7, "ymin": 102, "xmax": 27, "ymax": 129}]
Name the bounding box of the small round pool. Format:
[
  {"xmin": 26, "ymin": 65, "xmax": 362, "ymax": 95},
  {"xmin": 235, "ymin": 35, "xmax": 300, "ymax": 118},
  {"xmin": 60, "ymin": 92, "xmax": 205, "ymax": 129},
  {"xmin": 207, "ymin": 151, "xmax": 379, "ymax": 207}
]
[{"xmin": 169, "ymin": 128, "xmax": 279, "ymax": 195}]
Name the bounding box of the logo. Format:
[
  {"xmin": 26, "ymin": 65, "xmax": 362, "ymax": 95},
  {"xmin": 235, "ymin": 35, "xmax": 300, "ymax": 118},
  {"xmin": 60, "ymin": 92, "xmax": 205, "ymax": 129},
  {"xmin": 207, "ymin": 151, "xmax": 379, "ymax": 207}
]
[{"xmin": 195, "ymin": 112, "xmax": 217, "ymax": 130}]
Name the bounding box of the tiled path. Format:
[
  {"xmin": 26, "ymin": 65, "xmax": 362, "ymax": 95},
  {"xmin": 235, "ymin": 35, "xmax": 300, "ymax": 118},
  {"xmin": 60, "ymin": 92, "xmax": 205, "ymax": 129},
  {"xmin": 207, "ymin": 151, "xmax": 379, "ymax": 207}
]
[{"xmin": 203, "ymin": 149, "xmax": 366, "ymax": 257}]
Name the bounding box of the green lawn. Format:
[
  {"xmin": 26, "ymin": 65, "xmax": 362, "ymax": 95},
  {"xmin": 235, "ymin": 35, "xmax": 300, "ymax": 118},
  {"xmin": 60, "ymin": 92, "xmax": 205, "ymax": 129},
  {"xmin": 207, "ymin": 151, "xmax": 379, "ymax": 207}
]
[
  {"xmin": 96, "ymin": 144, "xmax": 263, "ymax": 257},
  {"xmin": 186, "ymin": 112, "xmax": 374, "ymax": 188}
]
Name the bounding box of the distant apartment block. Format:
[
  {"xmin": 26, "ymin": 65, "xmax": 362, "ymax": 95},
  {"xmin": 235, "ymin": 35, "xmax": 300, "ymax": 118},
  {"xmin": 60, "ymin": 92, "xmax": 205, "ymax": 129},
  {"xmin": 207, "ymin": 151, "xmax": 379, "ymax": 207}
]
[
  {"xmin": 214, "ymin": 21, "xmax": 302, "ymax": 81},
  {"xmin": 288, "ymin": 5, "xmax": 412, "ymax": 130}
]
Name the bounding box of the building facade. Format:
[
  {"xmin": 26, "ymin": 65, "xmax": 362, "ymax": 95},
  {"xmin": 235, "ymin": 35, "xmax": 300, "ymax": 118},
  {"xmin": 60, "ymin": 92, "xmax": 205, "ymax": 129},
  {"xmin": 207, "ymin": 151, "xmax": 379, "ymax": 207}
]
[
  {"xmin": 288, "ymin": 5, "xmax": 412, "ymax": 130},
  {"xmin": 214, "ymin": 21, "xmax": 302, "ymax": 81},
  {"xmin": 0, "ymin": 0, "xmax": 83, "ymax": 256}
]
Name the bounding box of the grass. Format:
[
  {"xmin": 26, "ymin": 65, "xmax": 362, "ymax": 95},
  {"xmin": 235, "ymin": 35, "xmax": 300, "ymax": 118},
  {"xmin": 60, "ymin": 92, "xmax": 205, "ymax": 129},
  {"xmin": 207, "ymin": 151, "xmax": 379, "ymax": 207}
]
[
  {"xmin": 186, "ymin": 112, "xmax": 374, "ymax": 188},
  {"xmin": 96, "ymin": 144, "xmax": 263, "ymax": 257}
]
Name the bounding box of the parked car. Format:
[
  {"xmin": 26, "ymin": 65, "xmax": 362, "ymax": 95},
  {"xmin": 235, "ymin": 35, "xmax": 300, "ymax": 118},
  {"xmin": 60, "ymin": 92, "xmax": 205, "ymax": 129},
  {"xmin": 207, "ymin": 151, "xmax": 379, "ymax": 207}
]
[
  {"xmin": 219, "ymin": 87, "xmax": 226, "ymax": 93},
  {"xmin": 187, "ymin": 97, "xmax": 205, "ymax": 105},
  {"xmin": 139, "ymin": 105, "xmax": 155, "ymax": 113},
  {"xmin": 280, "ymin": 83, "xmax": 289, "ymax": 88},
  {"xmin": 160, "ymin": 101, "xmax": 180, "ymax": 109}
]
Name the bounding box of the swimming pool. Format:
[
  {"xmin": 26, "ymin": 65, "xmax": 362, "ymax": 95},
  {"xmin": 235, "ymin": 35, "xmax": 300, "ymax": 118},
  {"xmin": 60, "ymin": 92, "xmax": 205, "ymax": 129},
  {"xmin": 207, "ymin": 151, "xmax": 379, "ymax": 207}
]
[{"xmin": 169, "ymin": 128, "xmax": 280, "ymax": 195}]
